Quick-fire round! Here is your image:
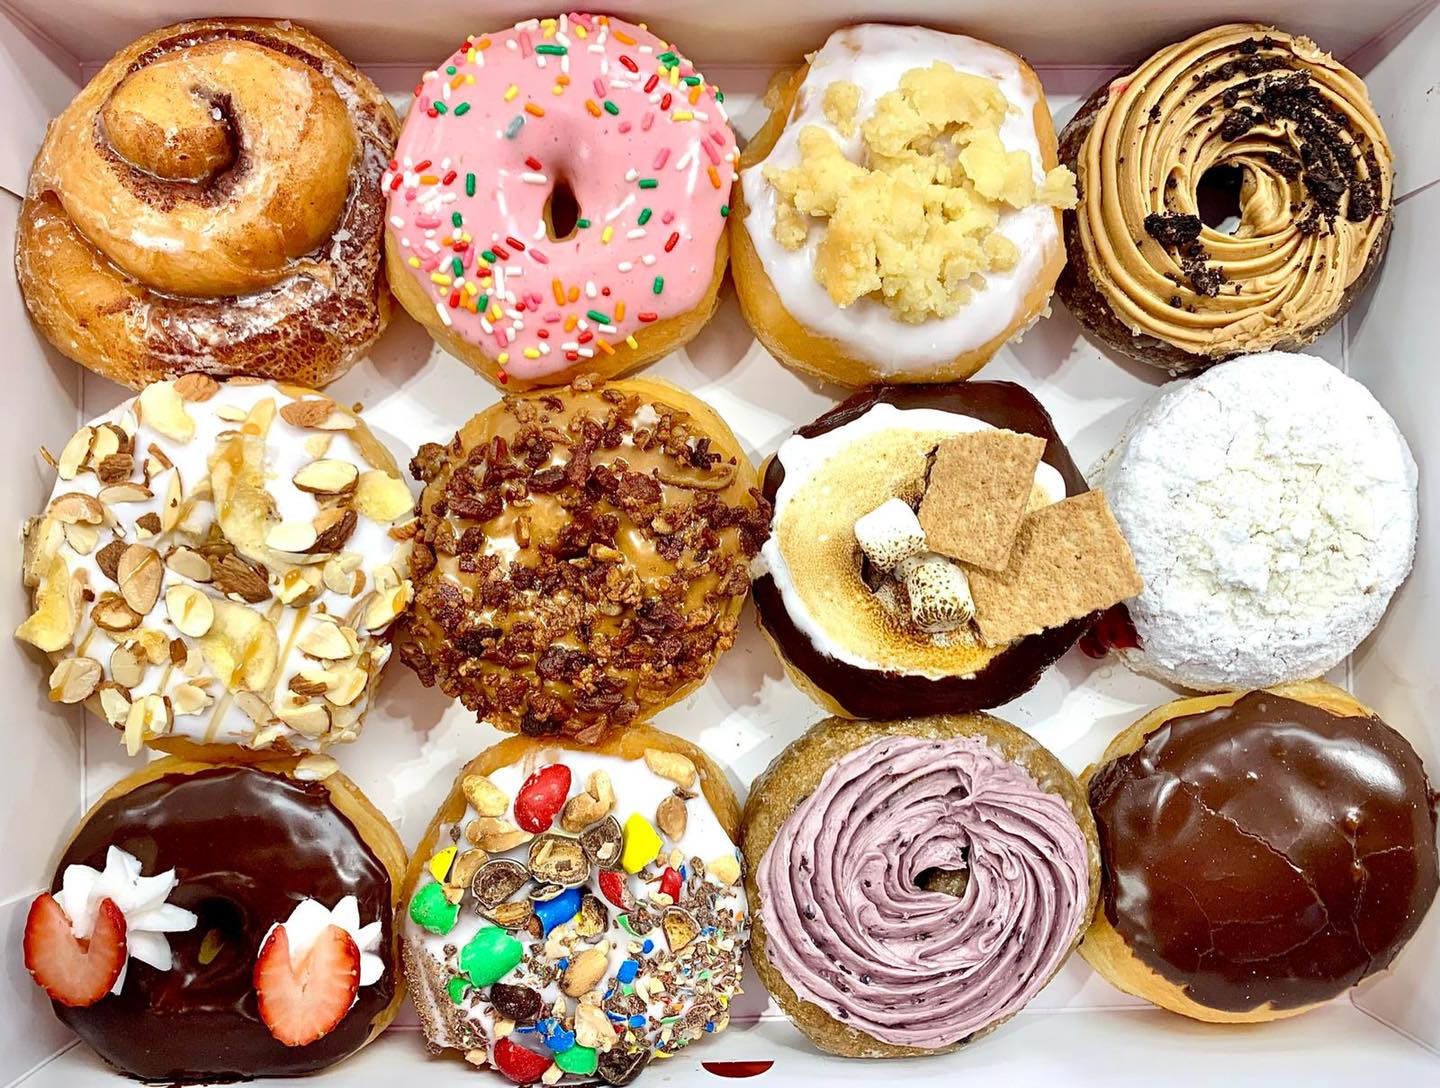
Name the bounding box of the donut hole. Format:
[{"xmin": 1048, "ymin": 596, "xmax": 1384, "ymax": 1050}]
[
  {"xmin": 917, "ymin": 865, "xmax": 969, "ymax": 899},
  {"xmin": 544, "ymin": 178, "xmax": 583, "ymax": 242},
  {"xmin": 190, "ymin": 897, "xmax": 249, "ymax": 975},
  {"xmin": 1196, "ymin": 164, "xmax": 1245, "ymax": 235}
]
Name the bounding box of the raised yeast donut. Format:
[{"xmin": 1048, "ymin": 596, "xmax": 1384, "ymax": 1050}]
[
  {"xmin": 21, "ymin": 756, "xmax": 407, "ymax": 1081},
  {"xmin": 1057, "ymin": 24, "xmax": 1393, "ymax": 372},
  {"xmin": 15, "ymin": 19, "xmax": 398, "ymax": 389},
  {"xmin": 385, "ymin": 14, "xmax": 738, "ymax": 390}
]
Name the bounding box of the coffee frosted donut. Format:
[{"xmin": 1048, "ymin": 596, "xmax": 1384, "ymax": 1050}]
[
  {"xmin": 22, "ymin": 757, "xmax": 406, "ymax": 1081},
  {"xmin": 1083, "ymin": 683, "xmax": 1439, "ymax": 1022},
  {"xmin": 733, "ymin": 24, "xmax": 1075, "ymax": 386},
  {"xmin": 1057, "ymin": 25, "xmax": 1392, "ymax": 372},
  {"xmin": 742, "ymin": 715, "xmax": 1098, "ymax": 1057},
  {"xmin": 385, "ymin": 14, "xmax": 737, "ymax": 390},
  {"xmin": 16, "ymin": 19, "xmax": 397, "ymax": 389}
]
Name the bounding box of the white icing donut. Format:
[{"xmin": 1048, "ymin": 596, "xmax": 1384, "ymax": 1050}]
[
  {"xmin": 737, "ymin": 24, "xmax": 1065, "ymax": 380},
  {"xmin": 1096, "ymin": 352, "xmax": 1418, "ymax": 690}
]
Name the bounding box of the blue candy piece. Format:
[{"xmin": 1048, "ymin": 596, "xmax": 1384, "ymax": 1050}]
[
  {"xmin": 641, "ymin": 939, "xmax": 654, "ymax": 954},
  {"xmin": 540, "ymin": 1018, "xmax": 576, "ymax": 1052},
  {"xmin": 627, "ymin": 1014, "xmax": 646, "ymax": 1029},
  {"xmin": 615, "ymin": 959, "xmax": 639, "ymax": 984},
  {"xmin": 533, "ymin": 887, "xmax": 582, "ymax": 935}
]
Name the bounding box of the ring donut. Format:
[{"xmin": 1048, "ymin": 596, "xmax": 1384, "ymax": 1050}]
[
  {"xmin": 384, "ymin": 14, "xmax": 738, "ymax": 390},
  {"xmin": 15, "ymin": 19, "xmax": 398, "ymax": 389},
  {"xmin": 1056, "ymin": 24, "xmax": 1393, "ymax": 372}
]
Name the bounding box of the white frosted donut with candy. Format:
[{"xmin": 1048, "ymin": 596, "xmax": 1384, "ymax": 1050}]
[
  {"xmin": 732, "ymin": 24, "xmax": 1077, "ymax": 386},
  {"xmin": 385, "ymin": 13, "xmax": 738, "ymax": 390}
]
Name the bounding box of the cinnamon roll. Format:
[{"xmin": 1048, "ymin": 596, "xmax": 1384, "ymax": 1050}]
[
  {"xmin": 1056, "ymin": 25, "xmax": 1392, "ymax": 372},
  {"xmin": 15, "ymin": 19, "xmax": 398, "ymax": 389}
]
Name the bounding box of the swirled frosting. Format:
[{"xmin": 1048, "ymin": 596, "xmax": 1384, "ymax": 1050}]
[
  {"xmin": 1072, "ymin": 24, "xmax": 1391, "ymax": 357},
  {"xmin": 756, "ymin": 735, "xmax": 1089, "ymax": 1048}
]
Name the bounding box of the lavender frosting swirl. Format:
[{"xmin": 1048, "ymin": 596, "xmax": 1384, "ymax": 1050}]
[{"xmin": 756, "ymin": 734, "xmax": 1090, "ymax": 1049}]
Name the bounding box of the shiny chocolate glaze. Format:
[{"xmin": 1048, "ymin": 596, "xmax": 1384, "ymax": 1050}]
[
  {"xmin": 753, "ymin": 382, "xmax": 1088, "ymax": 717},
  {"xmin": 1089, "ymin": 691, "xmax": 1440, "ymax": 1013},
  {"xmin": 52, "ymin": 767, "xmax": 396, "ymax": 1082}
]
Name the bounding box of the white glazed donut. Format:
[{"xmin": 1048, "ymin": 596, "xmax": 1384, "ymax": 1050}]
[
  {"xmin": 732, "ymin": 24, "xmax": 1073, "ymax": 386},
  {"xmin": 1095, "ymin": 352, "xmax": 1418, "ymax": 690}
]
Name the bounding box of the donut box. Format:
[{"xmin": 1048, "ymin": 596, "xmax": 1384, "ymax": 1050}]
[{"xmin": 1, "ymin": 0, "xmax": 1438, "ymax": 1085}]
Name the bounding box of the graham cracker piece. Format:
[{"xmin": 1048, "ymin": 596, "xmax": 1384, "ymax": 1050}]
[
  {"xmin": 967, "ymin": 489, "xmax": 1143, "ymax": 645},
  {"xmin": 918, "ymin": 429, "xmax": 1047, "ymax": 571}
]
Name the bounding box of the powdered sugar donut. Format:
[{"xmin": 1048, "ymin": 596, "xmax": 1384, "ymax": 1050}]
[
  {"xmin": 1095, "ymin": 353, "xmax": 1418, "ymax": 690},
  {"xmin": 385, "ymin": 14, "xmax": 737, "ymax": 390}
]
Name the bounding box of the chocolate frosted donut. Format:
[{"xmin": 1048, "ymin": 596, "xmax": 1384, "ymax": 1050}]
[
  {"xmin": 1057, "ymin": 25, "xmax": 1392, "ymax": 372},
  {"xmin": 1083, "ymin": 683, "xmax": 1440, "ymax": 1022},
  {"xmin": 27, "ymin": 758, "xmax": 406, "ymax": 1080},
  {"xmin": 742, "ymin": 715, "xmax": 1098, "ymax": 1057}
]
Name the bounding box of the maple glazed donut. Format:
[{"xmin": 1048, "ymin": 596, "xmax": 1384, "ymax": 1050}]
[
  {"xmin": 733, "ymin": 24, "xmax": 1077, "ymax": 386},
  {"xmin": 20, "ymin": 756, "xmax": 406, "ymax": 1081},
  {"xmin": 401, "ymin": 725, "xmax": 747, "ymax": 1083},
  {"xmin": 1057, "ymin": 24, "xmax": 1393, "ymax": 372},
  {"xmin": 741, "ymin": 714, "xmax": 1098, "ymax": 1057},
  {"xmin": 1083, "ymin": 683, "xmax": 1439, "ymax": 1022},
  {"xmin": 15, "ymin": 18, "xmax": 398, "ymax": 389},
  {"xmin": 385, "ymin": 14, "xmax": 738, "ymax": 390},
  {"xmin": 395, "ymin": 377, "xmax": 768, "ymax": 740},
  {"xmin": 16, "ymin": 377, "xmax": 416, "ymax": 757}
]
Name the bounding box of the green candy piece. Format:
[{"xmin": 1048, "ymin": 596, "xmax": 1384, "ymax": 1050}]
[
  {"xmin": 460, "ymin": 926, "xmax": 523, "ymax": 987},
  {"xmin": 554, "ymin": 1045, "xmax": 598, "ymax": 1075},
  {"xmin": 409, "ymin": 881, "xmax": 459, "ymax": 935},
  {"xmin": 448, "ymin": 976, "xmax": 472, "ymax": 1005}
]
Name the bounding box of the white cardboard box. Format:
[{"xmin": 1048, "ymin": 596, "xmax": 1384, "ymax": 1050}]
[{"xmin": 2, "ymin": 2, "xmax": 1438, "ymax": 1084}]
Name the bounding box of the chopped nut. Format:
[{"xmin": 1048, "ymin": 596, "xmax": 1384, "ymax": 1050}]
[
  {"xmin": 117, "ymin": 544, "xmax": 163, "ymax": 615},
  {"xmin": 294, "ymin": 459, "xmax": 360, "ymax": 495},
  {"xmin": 174, "ymin": 373, "xmax": 220, "ymax": 402},
  {"xmin": 561, "ymin": 770, "xmax": 615, "ymax": 832},
  {"xmin": 465, "ymin": 816, "xmax": 533, "ymax": 852},
  {"xmin": 656, "ymin": 794, "xmax": 688, "ymax": 841},
  {"xmin": 165, "ymin": 584, "xmax": 215, "ymax": 637},
  {"xmin": 133, "ymin": 628, "xmax": 171, "ymax": 664},
  {"xmin": 353, "ymin": 471, "xmax": 414, "ymax": 523},
  {"xmin": 96, "ymin": 453, "xmax": 134, "ymax": 485},
  {"xmin": 279, "ymin": 397, "xmax": 339, "ymax": 429},
  {"xmin": 707, "ymin": 853, "xmax": 741, "ymax": 886},
  {"xmin": 462, "ymin": 773, "xmax": 510, "ymax": 817},
  {"xmin": 91, "ymin": 592, "xmax": 143, "ymax": 633},
  {"xmin": 643, "ymin": 748, "xmax": 697, "ymax": 789},
  {"xmin": 137, "ymin": 381, "xmax": 196, "ymax": 441},
  {"xmin": 212, "ymin": 555, "xmax": 271, "ymax": 604},
  {"xmin": 48, "ymin": 657, "xmax": 101, "ymax": 704},
  {"xmin": 312, "ymin": 507, "xmax": 358, "ymax": 553},
  {"xmin": 561, "ymin": 941, "xmax": 611, "ymax": 997}
]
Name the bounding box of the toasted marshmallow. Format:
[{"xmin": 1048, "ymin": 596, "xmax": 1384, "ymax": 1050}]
[
  {"xmin": 855, "ymin": 498, "xmax": 927, "ymax": 572},
  {"xmin": 897, "ymin": 552, "xmax": 975, "ymax": 633}
]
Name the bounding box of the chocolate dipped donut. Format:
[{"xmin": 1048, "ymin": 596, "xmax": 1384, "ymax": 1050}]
[
  {"xmin": 741, "ymin": 714, "xmax": 1098, "ymax": 1057},
  {"xmin": 753, "ymin": 382, "xmax": 1141, "ymax": 717},
  {"xmin": 1083, "ymin": 683, "xmax": 1439, "ymax": 1022},
  {"xmin": 1057, "ymin": 25, "xmax": 1392, "ymax": 372},
  {"xmin": 22, "ymin": 757, "xmax": 407, "ymax": 1080}
]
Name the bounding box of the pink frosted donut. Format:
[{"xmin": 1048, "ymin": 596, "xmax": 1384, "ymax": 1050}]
[{"xmin": 384, "ymin": 13, "xmax": 738, "ymax": 389}]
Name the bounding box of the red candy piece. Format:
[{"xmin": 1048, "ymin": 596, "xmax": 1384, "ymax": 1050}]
[
  {"xmin": 659, "ymin": 867, "xmax": 682, "ymax": 903},
  {"xmin": 254, "ymin": 923, "xmax": 360, "ymax": 1047},
  {"xmin": 514, "ymin": 764, "xmax": 572, "ymax": 833},
  {"xmin": 598, "ymin": 869, "xmax": 633, "ymax": 910},
  {"xmin": 494, "ymin": 1037, "xmax": 553, "ymax": 1084},
  {"xmin": 23, "ymin": 894, "xmax": 127, "ymax": 1008}
]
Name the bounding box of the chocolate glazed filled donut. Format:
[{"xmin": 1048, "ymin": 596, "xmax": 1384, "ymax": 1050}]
[
  {"xmin": 753, "ymin": 382, "xmax": 1089, "ymax": 718},
  {"xmin": 741, "ymin": 715, "xmax": 1098, "ymax": 1057},
  {"xmin": 15, "ymin": 19, "xmax": 398, "ymax": 389},
  {"xmin": 1056, "ymin": 24, "xmax": 1392, "ymax": 372}
]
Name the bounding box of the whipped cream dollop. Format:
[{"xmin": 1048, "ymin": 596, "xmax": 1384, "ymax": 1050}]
[
  {"xmin": 56, "ymin": 846, "xmax": 197, "ymax": 994},
  {"xmin": 756, "ymin": 735, "xmax": 1089, "ymax": 1048},
  {"xmin": 264, "ymin": 896, "xmax": 385, "ymax": 990}
]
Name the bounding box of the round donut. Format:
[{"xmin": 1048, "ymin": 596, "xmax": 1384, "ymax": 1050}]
[
  {"xmin": 753, "ymin": 382, "xmax": 1097, "ymax": 718},
  {"xmin": 21, "ymin": 755, "xmax": 407, "ymax": 1080},
  {"xmin": 1082, "ymin": 682, "xmax": 1439, "ymax": 1023},
  {"xmin": 741, "ymin": 714, "xmax": 1098, "ymax": 1057},
  {"xmin": 400, "ymin": 724, "xmax": 747, "ymax": 1083},
  {"xmin": 395, "ymin": 376, "xmax": 767, "ymax": 740},
  {"xmin": 16, "ymin": 377, "xmax": 416, "ymax": 756},
  {"xmin": 732, "ymin": 24, "xmax": 1074, "ymax": 386},
  {"xmin": 1094, "ymin": 352, "xmax": 1417, "ymax": 690},
  {"xmin": 15, "ymin": 18, "xmax": 398, "ymax": 389},
  {"xmin": 384, "ymin": 14, "xmax": 737, "ymax": 390},
  {"xmin": 1056, "ymin": 24, "xmax": 1393, "ymax": 372}
]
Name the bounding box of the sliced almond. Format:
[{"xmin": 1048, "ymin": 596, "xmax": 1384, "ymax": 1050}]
[
  {"xmin": 97, "ymin": 683, "xmax": 132, "ymax": 727},
  {"xmin": 16, "ymin": 556, "xmax": 82, "ymax": 651},
  {"xmin": 354, "ymin": 472, "xmax": 413, "ymax": 523},
  {"xmin": 316, "ymin": 409, "xmax": 357, "ymax": 431},
  {"xmin": 137, "ymin": 381, "xmax": 196, "ymax": 442},
  {"xmin": 276, "ymin": 567, "xmax": 322, "ymax": 606},
  {"xmin": 157, "ymin": 468, "xmax": 184, "ymax": 533},
  {"xmin": 298, "ymin": 620, "xmax": 355, "ymax": 661},
  {"xmin": 363, "ymin": 581, "xmax": 412, "ymax": 632},
  {"xmin": 117, "ymin": 545, "xmax": 163, "ymax": 615},
  {"xmin": 89, "ymin": 425, "xmax": 121, "ymax": 466},
  {"xmin": 311, "ymin": 507, "xmax": 357, "ymax": 553},
  {"xmin": 304, "ymin": 434, "xmax": 333, "ymax": 459},
  {"xmin": 266, "ymin": 520, "xmax": 318, "ymax": 553},
  {"xmin": 124, "ymin": 693, "xmax": 172, "ymax": 755},
  {"xmin": 293, "ymin": 753, "xmax": 340, "ymax": 781},
  {"xmin": 235, "ymin": 692, "xmax": 277, "ymax": 727},
  {"xmin": 91, "ymin": 593, "xmax": 143, "ymax": 633},
  {"xmin": 166, "ymin": 547, "xmax": 213, "ymax": 583},
  {"xmin": 212, "ymin": 555, "xmax": 271, "ymax": 604},
  {"xmin": 56, "ymin": 427, "xmax": 94, "ymax": 480},
  {"xmin": 109, "ymin": 644, "xmax": 146, "ymax": 689},
  {"xmin": 279, "ymin": 398, "xmax": 338, "ymax": 429},
  {"xmin": 294, "ymin": 459, "xmax": 359, "ymax": 496},
  {"xmin": 323, "ymin": 553, "xmax": 363, "ymax": 595},
  {"xmin": 322, "ymin": 666, "xmax": 368, "ymax": 707},
  {"xmin": 277, "ymin": 700, "xmax": 333, "ymax": 739},
  {"xmin": 174, "ymin": 373, "xmax": 221, "ymax": 402},
  {"xmin": 169, "ymin": 682, "xmax": 213, "ymax": 715},
  {"xmin": 165, "ymin": 584, "xmax": 215, "ymax": 638},
  {"xmin": 48, "ymin": 657, "xmax": 102, "ymax": 704},
  {"xmin": 22, "ymin": 517, "xmax": 65, "ymax": 588},
  {"xmin": 63, "ymin": 522, "xmax": 99, "ymax": 555},
  {"xmin": 48, "ymin": 492, "xmax": 104, "ymax": 526},
  {"xmin": 99, "ymin": 482, "xmax": 154, "ymax": 505}
]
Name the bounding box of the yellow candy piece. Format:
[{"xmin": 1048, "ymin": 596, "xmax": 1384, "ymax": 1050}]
[
  {"xmin": 428, "ymin": 846, "xmax": 457, "ymax": 882},
  {"xmin": 620, "ymin": 813, "xmax": 662, "ymax": 873}
]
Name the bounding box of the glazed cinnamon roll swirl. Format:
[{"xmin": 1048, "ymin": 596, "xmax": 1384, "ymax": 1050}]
[
  {"xmin": 1056, "ymin": 25, "xmax": 1392, "ymax": 372},
  {"xmin": 15, "ymin": 19, "xmax": 398, "ymax": 389}
]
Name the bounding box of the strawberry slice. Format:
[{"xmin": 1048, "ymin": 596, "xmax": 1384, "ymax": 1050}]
[
  {"xmin": 253, "ymin": 923, "xmax": 359, "ymax": 1047},
  {"xmin": 23, "ymin": 893, "xmax": 128, "ymax": 1007}
]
